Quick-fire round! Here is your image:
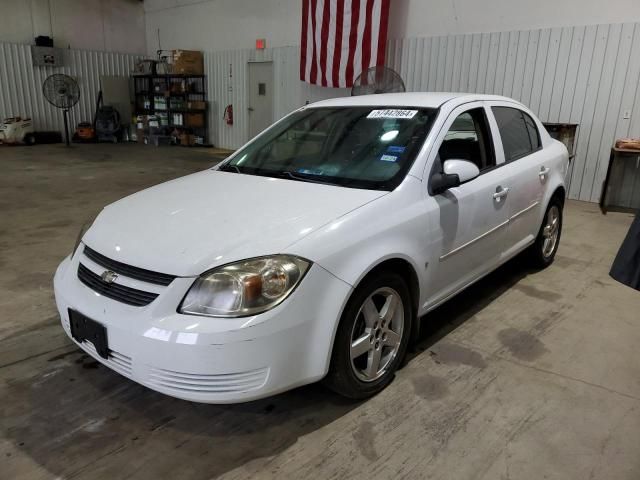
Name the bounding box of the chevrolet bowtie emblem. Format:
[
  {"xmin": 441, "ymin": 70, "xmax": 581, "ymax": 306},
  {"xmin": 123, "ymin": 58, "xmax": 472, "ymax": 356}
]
[{"xmin": 101, "ymin": 270, "xmax": 118, "ymax": 284}]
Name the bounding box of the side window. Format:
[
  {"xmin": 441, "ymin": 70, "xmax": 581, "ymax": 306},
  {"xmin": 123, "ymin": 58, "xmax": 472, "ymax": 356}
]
[
  {"xmin": 438, "ymin": 108, "xmax": 495, "ymax": 172},
  {"xmin": 522, "ymin": 111, "xmax": 541, "ymax": 150},
  {"xmin": 492, "ymin": 107, "xmax": 540, "ymax": 161}
]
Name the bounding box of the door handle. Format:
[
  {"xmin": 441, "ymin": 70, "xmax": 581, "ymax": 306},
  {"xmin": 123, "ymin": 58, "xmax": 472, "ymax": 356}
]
[
  {"xmin": 493, "ymin": 186, "xmax": 510, "ymax": 202},
  {"xmin": 247, "ymin": 107, "xmax": 254, "ymax": 112},
  {"xmin": 539, "ymin": 166, "xmax": 550, "ymax": 180}
]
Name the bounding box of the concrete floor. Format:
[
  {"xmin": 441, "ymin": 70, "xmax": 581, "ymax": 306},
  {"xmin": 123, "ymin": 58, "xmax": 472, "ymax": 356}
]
[{"xmin": 1, "ymin": 144, "xmax": 640, "ymax": 480}]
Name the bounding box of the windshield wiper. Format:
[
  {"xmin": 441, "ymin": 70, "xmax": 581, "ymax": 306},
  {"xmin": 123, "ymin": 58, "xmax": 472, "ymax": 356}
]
[
  {"xmin": 218, "ymin": 165, "xmax": 341, "ymax": 187},
  {"xmin": 218, "ymin": 164, "xmax": 241, "ymax": 173},
  {"xmin": 280, "ymin": 171, "xmax": 338, "ymax": 185}
]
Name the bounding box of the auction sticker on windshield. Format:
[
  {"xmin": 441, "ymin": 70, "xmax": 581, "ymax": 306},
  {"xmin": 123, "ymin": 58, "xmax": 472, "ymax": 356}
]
[{"xmin": 367, "ymin": 109, "xmax": 418, "ymax": 119}]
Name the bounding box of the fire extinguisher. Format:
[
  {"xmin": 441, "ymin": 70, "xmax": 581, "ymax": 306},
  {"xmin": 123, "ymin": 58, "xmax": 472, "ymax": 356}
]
[{"xmin": 223, "ymin": 105, "xmax": 233, "ymax": 125}]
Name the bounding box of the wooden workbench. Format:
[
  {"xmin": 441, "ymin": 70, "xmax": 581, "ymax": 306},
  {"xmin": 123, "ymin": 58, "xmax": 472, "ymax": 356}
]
[{"xmin": 599, "ymin": 147, "xmax": 640, "ymax": 214}]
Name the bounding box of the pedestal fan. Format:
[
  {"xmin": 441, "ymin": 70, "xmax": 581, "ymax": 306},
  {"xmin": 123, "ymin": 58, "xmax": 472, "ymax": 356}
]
[
  {"xmin": 351, "ymin": 66, "xmax": 406, "ymax": 96},
  {"xmin": 43, "ymin": 74, "xmax": 80, "ymax": 146}
]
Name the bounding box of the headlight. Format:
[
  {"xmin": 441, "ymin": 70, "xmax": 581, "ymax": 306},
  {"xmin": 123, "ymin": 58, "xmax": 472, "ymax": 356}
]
[
  {"xmin": 179, "ymin": 255, "xmax": 311, "ymax": 317},
  {"xmin": 72, "ymin": 211, "xmax": 101, "ymax": 257}
]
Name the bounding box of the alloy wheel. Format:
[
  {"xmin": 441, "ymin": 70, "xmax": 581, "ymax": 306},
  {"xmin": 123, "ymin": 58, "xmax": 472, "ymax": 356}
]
[
  {"xmin": 542, "ymin": 205, "xmax": 560, "ymax": 258},
  {"xmin": 349, "ymin": 287, "xmax": 405, "ymax": 382}
]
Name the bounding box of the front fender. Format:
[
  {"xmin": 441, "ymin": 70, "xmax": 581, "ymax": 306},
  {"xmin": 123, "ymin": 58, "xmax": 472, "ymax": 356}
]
[{"xmin": 287, "ymin": 177, "xmax": 431, "ymax": 303}]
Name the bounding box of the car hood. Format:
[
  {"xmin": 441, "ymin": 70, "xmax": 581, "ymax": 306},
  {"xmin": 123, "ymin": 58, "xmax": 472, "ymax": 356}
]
[{"xmin": 82, "ymin": 170, "xmax": 386, "ymax": 276}]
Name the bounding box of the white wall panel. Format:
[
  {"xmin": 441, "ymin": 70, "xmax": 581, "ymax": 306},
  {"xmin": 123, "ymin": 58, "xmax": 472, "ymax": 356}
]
[
  {"xmin": 388, "ymin": 0, "xmax": 640, "ymax": 40},
  {"xmin": 204, "ymin": 46, "xmax": 349, "ymax": 151},
  {"xmin": 0, "ymin": 41, "xmax": 143, "ymax": 135},
  {"xmin": 386, "ymin": 22, "xmax": 640, "ymax": 202},
  {"xmin": 0, "ymin": 0, "xmax": 146, "ymax": 54}
]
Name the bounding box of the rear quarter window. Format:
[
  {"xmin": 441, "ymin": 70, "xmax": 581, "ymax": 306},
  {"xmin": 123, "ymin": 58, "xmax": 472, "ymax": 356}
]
[{"xmin": 492, "ymin": 107, "xmax": 541, "ymax": 161}]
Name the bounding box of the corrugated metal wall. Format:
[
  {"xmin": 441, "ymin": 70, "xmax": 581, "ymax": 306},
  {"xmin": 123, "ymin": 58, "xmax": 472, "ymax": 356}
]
[
  {"xmin": 0, "ymin": 42, "xmax": 143, "ymax": 133},
  {"xmin": 204, "ymin": 22, "xmax": 640, "ymax": 202},
  {"xmin": 386, "ymin": 23, "xmax": 640, "ymax": 202}
]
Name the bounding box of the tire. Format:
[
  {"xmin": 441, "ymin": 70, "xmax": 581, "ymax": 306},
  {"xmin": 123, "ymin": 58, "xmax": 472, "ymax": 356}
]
[
  {"xmin": 24, "ymin": 134, "xmax": 36, "ymax": 146},
  {"xmin": 324, "ymin": 272, "xmax": 412, "ymax": 399},
  {"xmin": 529, "ymin": 196, "xmax": 563, "ymax": 269}
]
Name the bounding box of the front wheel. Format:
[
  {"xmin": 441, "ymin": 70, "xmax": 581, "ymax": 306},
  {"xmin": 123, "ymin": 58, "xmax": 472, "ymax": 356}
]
[
  {"xmin": 529, "ymin": 198, "xmax": 563, "ymax": 268},
  {"xmin": 324, "ymin": 272, "xmax": 412, "ymax": 399}
]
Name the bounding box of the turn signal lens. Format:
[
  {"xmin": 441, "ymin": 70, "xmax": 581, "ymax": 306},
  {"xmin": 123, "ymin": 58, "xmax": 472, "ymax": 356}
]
[
  {"xmin": 261, "ymin": 264, "xmax": 288, "ymax": 299},
  {"xmin": 179, "ymin": 255, "xmax": 311, "ymax": 317}
]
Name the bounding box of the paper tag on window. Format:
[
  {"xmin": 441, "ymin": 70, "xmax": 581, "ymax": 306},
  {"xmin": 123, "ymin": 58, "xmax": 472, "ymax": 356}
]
[{"xmin": 367, "ymin": 109, "xmax": 418, "ymax": 119}]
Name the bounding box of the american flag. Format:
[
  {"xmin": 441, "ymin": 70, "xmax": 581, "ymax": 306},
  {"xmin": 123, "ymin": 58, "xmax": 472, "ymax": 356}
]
[{"xmin": 300, "ymin": 0, "xmax": 391, "ymax": 88}]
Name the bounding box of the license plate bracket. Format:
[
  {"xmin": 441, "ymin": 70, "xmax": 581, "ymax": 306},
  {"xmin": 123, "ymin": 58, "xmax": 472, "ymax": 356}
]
[{"xmin": 68, "ymin": 309, "xmax": 109, "ymax": 359}]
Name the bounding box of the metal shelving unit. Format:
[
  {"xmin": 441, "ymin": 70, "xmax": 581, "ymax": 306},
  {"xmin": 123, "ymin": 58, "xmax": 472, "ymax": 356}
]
[{"xmin": 132, "ymin": 74, "xmax": 207, "ymax": 145}]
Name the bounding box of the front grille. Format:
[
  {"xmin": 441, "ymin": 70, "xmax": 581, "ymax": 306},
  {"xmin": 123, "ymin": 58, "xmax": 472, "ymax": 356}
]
[
  {"xmin": 83, "ymin": 246, "xmax": 176, "ymax": 286},
  {"xmin": 77, "ymin": 263, "xmax": 159, "ymax": 307}
]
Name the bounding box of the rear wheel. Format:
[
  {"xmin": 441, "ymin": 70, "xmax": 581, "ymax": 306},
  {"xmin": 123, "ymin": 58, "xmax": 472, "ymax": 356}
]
[
  {"xmin": 529, "ymin": 198, "xmax": 563, "ymax": 268},
  {"xmin": 324, "ymin": 272, "xmax": 412, "ymax": 399}
]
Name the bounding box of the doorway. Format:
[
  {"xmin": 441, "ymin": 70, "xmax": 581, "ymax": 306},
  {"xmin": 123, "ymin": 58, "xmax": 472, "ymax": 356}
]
[{"xmin": 248, "ymin": 61, "xmax": 274, "ymax": 139}]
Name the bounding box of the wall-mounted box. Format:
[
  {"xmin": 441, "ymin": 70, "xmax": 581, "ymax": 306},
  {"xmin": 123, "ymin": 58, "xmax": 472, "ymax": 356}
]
[{"xmin": 31, "ymin": 46, "xmax": 64, "ymax": 67}]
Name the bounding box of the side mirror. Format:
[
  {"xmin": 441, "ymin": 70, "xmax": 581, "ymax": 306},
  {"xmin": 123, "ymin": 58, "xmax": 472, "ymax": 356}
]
[
  {"xmin": 443, "ymin": 159, "xmax": 480, "ymax": 183},
  {"xmin": 431, "ymin": 159, "xmax": 480, "ymax": 195}
]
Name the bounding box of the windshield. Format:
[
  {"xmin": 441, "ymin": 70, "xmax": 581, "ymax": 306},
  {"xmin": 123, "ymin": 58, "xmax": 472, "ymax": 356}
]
[{"xmin": 218, "ymin": 106, "xmax": 438, "ymax": 190}]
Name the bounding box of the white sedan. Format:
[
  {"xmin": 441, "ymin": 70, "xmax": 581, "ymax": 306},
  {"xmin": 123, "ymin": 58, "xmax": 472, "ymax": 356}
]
[{"xmin": 54, "ymin": 93, "xmax": 568, "ymax": 403}]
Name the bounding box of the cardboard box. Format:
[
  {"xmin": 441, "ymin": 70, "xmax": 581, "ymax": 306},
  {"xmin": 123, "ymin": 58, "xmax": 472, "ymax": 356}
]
[
  {"xmin": 186, "ymin": 113, "xmax": 205, "ymax": 128},
  {"xmin": 172, "ymin": 50, "xmax": 204, "ymax": 75},
  {"xmin": 180, "ymin": 133, "xmax": 196, "ymax": 146},
  {"xmin": 187, "ymin": 100, "xmax": 206, "ymax": 111},
  {"xmin": 615, "ymin": 138, "xmax": 640, "ymax": 151}
]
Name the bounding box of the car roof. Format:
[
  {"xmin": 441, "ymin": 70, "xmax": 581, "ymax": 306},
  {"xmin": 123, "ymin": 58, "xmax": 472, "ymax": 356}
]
[{"xmin": 307, "ymin": 92, "xmax": 517, "ymax": 109}]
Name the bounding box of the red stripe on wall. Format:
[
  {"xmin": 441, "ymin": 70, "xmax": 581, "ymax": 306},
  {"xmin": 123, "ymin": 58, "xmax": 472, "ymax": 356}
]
[
  {"xmin": 376, "ymin": 0, "xmax": 390, "ymax": 66},
  {"xmin": 345, "ymin": 0, "xmax": 360, "ymax": 87},
  {"xmin": 319, "ymin": 0, "xmax": 331, "ymax": 86},
  {"xmin": 300, "ymin": 0, "xmax": 309, "ymax": 81},
  {"xmin": 360, "ymin": 0, "xmax": 374, "ymax": 75},
  {"xmin": 331, "ymin": 0, "xmax": 344, "ymax": 88},
  {"xmin": 309, "ymin": 0, "xmax": 318, "ymax": 84}
]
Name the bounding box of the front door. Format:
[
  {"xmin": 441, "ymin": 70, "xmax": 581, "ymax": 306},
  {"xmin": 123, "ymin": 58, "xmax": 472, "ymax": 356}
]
[
  {"xmin": 425, "ymin": 103, "xmax": 511, "ymax": 307},
  {"xmin": 248, "ymin": 62, "xmax": 274, "ymax": 139}
]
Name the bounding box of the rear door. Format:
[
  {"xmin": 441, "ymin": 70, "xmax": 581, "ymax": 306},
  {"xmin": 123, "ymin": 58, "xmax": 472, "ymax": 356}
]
[
  {"xmin": 425, "ymin": 102, "xmax": 511, "ymax": 306},
  {"xmin": 488, "ymin": 103, "xmax": 546, "ymax": 256}
]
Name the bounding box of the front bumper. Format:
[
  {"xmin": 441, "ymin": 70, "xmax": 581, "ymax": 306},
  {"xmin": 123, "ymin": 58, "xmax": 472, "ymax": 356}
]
[{"xmin": 53, "ymin": 249, "xmax": 352, "ymax": 403}]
